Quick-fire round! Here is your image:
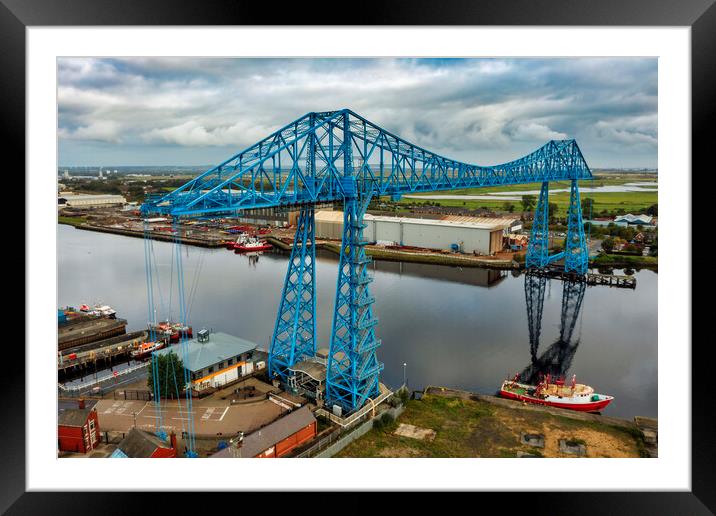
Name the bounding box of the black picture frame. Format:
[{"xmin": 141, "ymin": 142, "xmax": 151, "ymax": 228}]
[{"xmin": 6, "ymin": 0, "xmax": 707, "ymax": 512}]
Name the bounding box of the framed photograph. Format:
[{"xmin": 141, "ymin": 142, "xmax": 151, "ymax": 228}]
[{"xmin": 8, "ymin": 0, "xmax": 707, "ymax": 512}]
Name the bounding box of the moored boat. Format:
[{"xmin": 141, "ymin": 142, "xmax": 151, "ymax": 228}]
[
  {"xmin": 131, "ymin": 340, "xmax": 167, "ymax": 360},
  {"xmin": 79, "ymin": 303, "xmax": 117, "ymax": 318},
  {"xmin": 149, "ymin": 321, "xmax": 193, "ymax": 342},
  {"xmin": 499, "ymin": 373, "xmax": 614, "ymax": 413},
  {"xmin": 233, "ymin": 235, "xmax": 272, "ymax": 252}
]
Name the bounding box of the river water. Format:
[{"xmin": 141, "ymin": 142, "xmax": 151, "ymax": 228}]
[{"xmin": 57, "ymin": 224, "xmax": 658, "ymax": 419}]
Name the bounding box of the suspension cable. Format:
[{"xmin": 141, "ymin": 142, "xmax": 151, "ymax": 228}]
[
  {"xmin": 174, "ymin": 217, "xmax": 196, "ymax": 456},
  {"xmin": 144, "ymin": 218, "xmax": 162, "ymax": 434}
]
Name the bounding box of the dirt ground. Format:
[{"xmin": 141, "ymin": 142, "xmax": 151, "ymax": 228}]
[
  {"xmin": 493, "ymin": 410, "xmax": 641, "ymax": 458},
  {"xmin": 336, "ymin": 394, "xmax": 648, "ymax": 458}
]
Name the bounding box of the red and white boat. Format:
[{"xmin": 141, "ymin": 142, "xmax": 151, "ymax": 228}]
[
  {"xmin": 149, "ymin": 321, "xmax": 193, "ymax": 343},
  {"xmin": 79, "ymin": 303, "xmax": 117, "ymax": 319},
  {"xmin": 130, "ymin": 340, "xmax": 167, "ymax": 360},
  {"xmin": 499, "ymin": 373, "xmax": 614, "ymax": 413},
  {"xmin": 233, "ymin": 235, "xmax": 272, "ymax": 252}
]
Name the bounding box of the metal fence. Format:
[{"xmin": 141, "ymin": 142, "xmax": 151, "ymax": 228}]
[
  {"xmin": 58, "ymin": 362, "xmax": 149, "ymax": 398},
  {"xmin": 295, "ymin": 404, "xmax": 405, "ymax": 458},
  {"xmin": 113, "ymin": 389, "xmax": 152, "ymax": 401}
]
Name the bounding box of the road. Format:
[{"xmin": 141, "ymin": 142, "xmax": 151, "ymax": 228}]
[{"xmin": 93, "ymin": 396, "xmax": 288, "ymax": 438}]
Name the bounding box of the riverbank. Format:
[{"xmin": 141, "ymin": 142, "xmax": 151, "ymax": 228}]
[
  {"xmin": 59, "ymin": 221, "xmax": 658, "ymax": 271},
  {"xmin": 591, "ymin": 253, "xmax": 658, "ymax": 270},
  {"xmin": 319, "ymin": 241, "xmax": 515, "ymax": 269},
  {"xmin": 72, "ymin": 222, "xmax": 226, "ymax": 248},
  {"xmin": 336, "ymin": 386, "xmax": 656, "ymax": 458},
  {"xmin": 58, "ymin": 215, "xmax": 87, "ymax": 227}
]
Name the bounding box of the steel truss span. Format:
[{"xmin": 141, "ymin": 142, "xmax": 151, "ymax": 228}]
[{"xmin": 142, "ymin": 109, "xmax": 593, "ymax": 414}]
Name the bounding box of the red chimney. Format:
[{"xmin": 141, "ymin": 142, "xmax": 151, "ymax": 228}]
[
  {"xmin": 78, "ymin": 399, "xmax": 85, "ymax": 409},
  {"xmin": 169, "ymin": 432, "xmax": 177, "ymax": 450}
]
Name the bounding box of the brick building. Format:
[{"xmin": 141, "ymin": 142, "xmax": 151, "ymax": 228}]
[
  {"xmin": 58, "ymin": 406, "xmax": 100, "ymax": 453},
  {"xmin": 212, "ymin": 405, "xmax": 317, "ymax": 458}
]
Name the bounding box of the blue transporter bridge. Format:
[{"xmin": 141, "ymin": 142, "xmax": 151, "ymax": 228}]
[{"xmin": 141, "ymin": 109, "xmax": 592, "ymax": 414}]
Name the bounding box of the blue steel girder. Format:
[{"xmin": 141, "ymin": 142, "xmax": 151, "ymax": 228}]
[
  {"xmin": 326, "ymin": 195, "xmax": 384, "ymax": 413},
  {"xmin": 564, "ymin": 180, "xmax": 589, "ymax": 275},
  {"xmin": 524, "ymin": 178, "xmax": 587, "ymax": 271},
  {"xmin": 138, "ymin": 109, "xmax": 593, "ymax": 415},
  {"xmin": 141, "ymin": 109, "xmax": 592, "ymax": 218},
  {"xmin": 525, "ymin": 182, "xmax": 551, "ymax": 269},
  {"xmin": 325, "ymin": 161, "xmax": 384, "ymax": 414},
  {"xmin": 268, "ymin": 206, "xmax": 317, "ymax": 381}
]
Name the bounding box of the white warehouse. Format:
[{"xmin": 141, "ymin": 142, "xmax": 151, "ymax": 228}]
[
  {"xmin": 315, "ymin": 211, "xmax": 514, "ymax": 255},
  {"xmin": 58, "ymin": 193, "xmax": 127, "ymax": 208}
]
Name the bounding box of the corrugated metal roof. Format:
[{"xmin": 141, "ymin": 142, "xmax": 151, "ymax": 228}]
[
  {"xmin": 315, "ymin": 210, "xmax": 344, "ymax": 222},
  {"xmin": 154, "ymin": 332, "xmax": 257, "ymax": 372},
  {"xmin": 212, "ymin": 405, "xmax": 316, "ymax": 458},
  {"xmin": 319, "ymin": 210, "xmax": 513, "ymax": 230},
  {"xmin": 439, "ymin": 215, "xmax": 520, "ymax": 227},
  {"xmin": 367, "ymin": 214, "xmax": 509, "ymax": 231}
]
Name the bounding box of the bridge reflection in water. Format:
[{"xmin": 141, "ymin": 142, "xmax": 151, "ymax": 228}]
[
  {"xmin": 520, "ymin": 271, "xmax": 587, "ymax": 385},
  {"xmin": 371, "ymin": 260, "xmax": 508, "ymax": 288},
  {"xmin": 315, "ymin": 248, "xmax": 509, "ymax": 288}
]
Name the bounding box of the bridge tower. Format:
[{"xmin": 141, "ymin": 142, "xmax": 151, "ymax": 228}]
[
  {"xmin": 563, "ymin": 180, "xmax": 589, "ymax": 274},
  {"xmin": 325, "ymin": 112, "xmax": 383, "ymax": 414},
  {"xmin": 268, "ymin": 112, "xmax": 318, "ymax": 381},
  {"xmin": 525, "ymin": 182, "xmax": 552, "ymax": 269},
  {"xmin": 268, "ymin": 206, "xmax": 316, "ymax": 381},
  {"xmin": 526, "ymin": 179, "xmax": 589, "ymax": 275}
]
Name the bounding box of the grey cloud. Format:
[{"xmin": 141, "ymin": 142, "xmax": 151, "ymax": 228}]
[{"xmin": 58, "ymin": 57, "xmax": 657, "ymax": 168}]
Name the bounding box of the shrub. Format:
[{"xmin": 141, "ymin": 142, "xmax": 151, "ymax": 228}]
[{"xmin": 602, "ymin": 237, "xmax": 615, "ymax": 253}]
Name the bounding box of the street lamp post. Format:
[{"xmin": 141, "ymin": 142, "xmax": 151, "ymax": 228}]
[{"xmin": 403, "ymin": 362, "xmax": 407, "ymax": 388}]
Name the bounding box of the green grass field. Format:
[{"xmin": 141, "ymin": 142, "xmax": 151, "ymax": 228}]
[
  {"xmin": 57, "ymin": 215, "xmax": 86, "ymax": 227},
  {"xmin": 390, "ymin": 174, "xmax": 657, "ymax": 217}
]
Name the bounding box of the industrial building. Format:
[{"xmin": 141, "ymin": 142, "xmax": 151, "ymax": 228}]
[
  {"xmin": 315, "ymin": 211, "xmax": 516, "ymax": 255},
  {"xmin": 58, "ymin": 193, "xmax": 127, "ymax": 208},
  {"xmin": 614, "ymin": 213, "xmax": 655, "ymax": 226},
  {"xmin": 212, "ymin": 405, "xmax": 317, "ymax": 458},
  {"xmin": 236, "ymin": 203, "xmax": 333, "ymax": 227},
  {"xmin": 153, "ymin": 330, "xmax": 264, "ymax": 392}
]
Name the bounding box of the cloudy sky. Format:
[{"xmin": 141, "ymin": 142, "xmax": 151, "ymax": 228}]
[{"xmin": 58, "ymin": 57, "xmax": 657, "ymax": 169}]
